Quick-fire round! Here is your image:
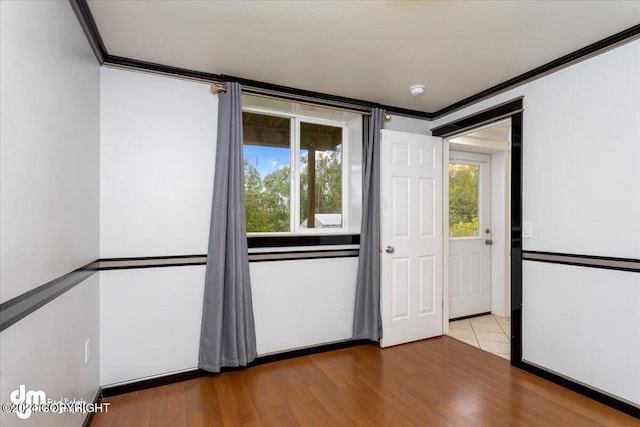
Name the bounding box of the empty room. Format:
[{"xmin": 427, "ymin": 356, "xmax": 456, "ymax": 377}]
[{"xmin": 1, "ymin": 1, "xmax": 639, "ymax": 426}]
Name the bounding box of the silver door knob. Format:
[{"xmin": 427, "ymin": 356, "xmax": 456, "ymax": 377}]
[
  {"xmin": 385, "ymin": 245, "xmax": 395, "ymax": 254},
  {"xmin": 485, "ymin": 239, "xmax": 493, "ymax": 245}
]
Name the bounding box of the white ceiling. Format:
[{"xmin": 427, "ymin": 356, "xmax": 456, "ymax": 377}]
[
  {"xmin": 87, "ymin": 1, "xmax": 640, "ymax": 113},
  {"xmin": 450, "ymin": 119, "xmax": 511, "ymax": 154}
]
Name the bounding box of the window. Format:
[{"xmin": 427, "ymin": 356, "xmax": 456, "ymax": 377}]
[
  {"xmin": 448, "ymin": 163, "xmax": 480, "ymax": 237},
  {"xmin": 299, "ymin": 122, "xmax": 343, "ymax": 229},
  {"xmin": 242, "ymin": 95, "xmax": 362, "ymax": 234},
  {"xmin": 243, "ymin": 112, "xmax": 291, "ymax": 232}
]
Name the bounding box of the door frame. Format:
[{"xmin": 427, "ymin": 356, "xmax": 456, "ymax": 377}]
[
  {"xmin": 431, "ymin": 97, "xmax": 523, "ymax": 366},
  {"xmin": 447, "ymin": 150, "xmax": 493, "ymax": 320}
]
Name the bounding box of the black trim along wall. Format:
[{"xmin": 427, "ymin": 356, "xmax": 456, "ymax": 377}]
[
  {"xmin": 523, "ymin": 251, "xmax": 640, "ymax": 273},
  {"xmin": 69, "ymin": 0, "xmax": 640, "ymax": 120},
  {"xmin": 0, "ymin": 236, "xmax": 362, "ymax": 333},
  {"xmin": 97, "ymin": 248, "xmax": 360, "ymax": 270},
  {"xmin": 0, "ymin": 261, "xmax": 98, "ymax": 332}
]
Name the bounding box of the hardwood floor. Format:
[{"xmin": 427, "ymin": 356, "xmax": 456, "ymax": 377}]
[{"xmin": 90, "ymin": 336, "xmax": 639, "ymax": 426}]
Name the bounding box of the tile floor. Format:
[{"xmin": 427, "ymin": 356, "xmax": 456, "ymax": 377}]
[{"xmin": 447, "ymin": 314, "xmax": 511, "ymax": 360}]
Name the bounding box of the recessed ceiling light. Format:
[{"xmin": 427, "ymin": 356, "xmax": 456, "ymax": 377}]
[{"xmin": 409, "ymin": 84, "xmax": 425, "ymax": 96}]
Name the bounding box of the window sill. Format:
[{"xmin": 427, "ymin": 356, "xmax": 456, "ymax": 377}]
[{"xmin": 247, "ymin": 234, "xmax": 360, "ymax": 249}]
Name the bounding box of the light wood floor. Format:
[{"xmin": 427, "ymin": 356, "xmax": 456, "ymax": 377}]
[{"xmin": 90, "ymin": 336, "xmax": 639, "ymax": 426}]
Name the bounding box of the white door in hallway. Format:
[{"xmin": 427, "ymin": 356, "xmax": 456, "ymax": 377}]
[
  {"xmin": 380, "ymin": 130, "xmax": 443, "ymax": 347},
  {"xmin": 448, "ymin": 151, "xmax": 491, "ymax": 319}
]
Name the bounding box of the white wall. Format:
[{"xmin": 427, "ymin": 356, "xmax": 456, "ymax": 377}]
[
  {"xmin": 432, "ymin": 39, "xmax": 640, "ymax": 405},
  {"xmin": 100, "ymin": 67, "xmax": 217, "ymax": 257},
  {"xmin": 0, "ymin": 277, "xmax": 100, "ymax": 426},
  {"xmin": 251, "ymin": 258, "xmax": 358, "ymax": 355},
  {"xmin": 385, "ymin": 114, "xmax": 431, "ymax": 135},
  {"xmin": 99, "ymin": 68, "xmax": 215, "ymax": 385},
  {"xmin": 0, "ymin": 1, "xmax": 101, "ymax": 426},
  {"xmin": 523, "ymin": 262, "xmax": 640, "ymax": 404},
  {"xmin": 100, "ymin": 267, "xmax": 205, "ymax": 385},
  {"xmin": 99, "ymin": 68, "xmax": 390, "ymax": 385},
  {"xmin": 431, "ymin": 40, "xmax": 640, "ymax": 258},
  {"xmin": 490, "ymin": 151, "xmax": 510, "ymax": 317},
  {"xmin": 1, "ymin": 1, "xmax": 100, "ymax": 302},
  {"xmin": 99, "ymin": 258, "xmax": 359, "ymax": 384}
]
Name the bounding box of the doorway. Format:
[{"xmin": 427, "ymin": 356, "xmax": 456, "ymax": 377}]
[
  {"xmin": 448, "ymin": 151, "xmax": 491, "ymax": 319},
  {"xmin": 444, "ymin": 119, "xmax": 512, "ymax": 359}
]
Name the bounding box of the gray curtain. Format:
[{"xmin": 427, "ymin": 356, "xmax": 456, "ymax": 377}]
[
  {"xmin": 353, "ymin": 108, "xmax": 385, "ymax": 341},
  {"xmin": 199, "ymin": 82, "xmax": 257, "ymax": 373}
]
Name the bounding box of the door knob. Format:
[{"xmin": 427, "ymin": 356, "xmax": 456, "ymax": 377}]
[
  {"xmin": 485, "ymin": 239, "xmax": 493, "ymax": 245},
  {"xmin": 385, "ymin": 246, "xmax": 395, "ymax": 254}
]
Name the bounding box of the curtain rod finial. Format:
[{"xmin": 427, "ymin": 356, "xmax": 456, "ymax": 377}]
[
  {"xmin": 384, "ymin": 113, "xmax": 392, "ymax": 121},
  {"xmin": 211, "ymin": 83, "xmax": 227, "ymax": 94}
]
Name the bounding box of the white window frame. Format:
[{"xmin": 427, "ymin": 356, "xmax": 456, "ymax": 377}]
[
  {"xmin": 242, "ymin": 105, "xmax": 353, "ymax": 236},
  {"xmin": 448, "ymin": 151, "xmax": 491, "ymax": 240}
]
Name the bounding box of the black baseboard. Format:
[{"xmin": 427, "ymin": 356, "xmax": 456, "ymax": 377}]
[
  {"xmin": 81, "ymin": 387, "xmax": 102, "ymax": 427},
  {"xmin": 449, "ymin": 312, "xmax": 492, "ymax": 322},
  {"xmin": 521, "ymin": 362, "xmax": 640, "ymax": 419},
  {"xmin": 101, "ymin": 339, "xmax": 374, "ymax": 398},
  {"xmin": 249, "ymin": 339, "xmax": 373, "ymax": 367},
  {"xmin": 101, "ymin": 369, "xmax": 211, "ymax": 398}
]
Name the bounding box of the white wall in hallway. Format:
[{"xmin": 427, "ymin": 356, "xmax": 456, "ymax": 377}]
[{"xmin": 490, "ymin": 150, "xmax": 510, "ymax": 318}]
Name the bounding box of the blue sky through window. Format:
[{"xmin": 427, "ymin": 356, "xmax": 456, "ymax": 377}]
[{"xmin": 243, "ymin": 145, "xmax": 290, "ymax": 179}]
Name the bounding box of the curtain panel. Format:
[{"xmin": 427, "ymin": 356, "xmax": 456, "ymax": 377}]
[
  {"xmin": 199, "ymin": 82, "xmax": 257, "ymax": 373},
  {"xmin": 352, "ymin": 108, "xmax": 385, "ymax": 341}
]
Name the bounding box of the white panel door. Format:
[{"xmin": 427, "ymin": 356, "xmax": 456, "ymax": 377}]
[
  {"xmin": 449, "ymin": 151, "xmax": 491, "ymax": 319},
  {"xmin": 380, "ymin": 130, "xmax": 443, "ymax": 347}
]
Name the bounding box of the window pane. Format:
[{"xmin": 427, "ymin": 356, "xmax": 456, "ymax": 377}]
[
  {"xmin": 449, "ymin": 163, "xmax": 479, "ymax": 237},
  {"xmin": 299, "ymin": 123, "xmax": 343, "ymax": 229},
  {"xmin": 243, "ymin": 112, "xmax": 291, "ymax": 232}
]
